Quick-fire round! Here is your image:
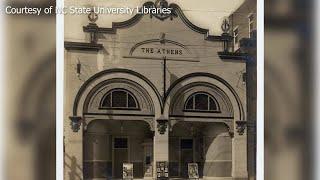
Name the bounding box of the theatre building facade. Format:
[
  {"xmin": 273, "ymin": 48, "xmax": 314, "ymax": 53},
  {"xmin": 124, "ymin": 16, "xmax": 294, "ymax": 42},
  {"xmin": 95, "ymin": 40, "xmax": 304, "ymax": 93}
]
[{"xmin": 64, "ymin": 1, "xmax": 255, "ymax": 179}]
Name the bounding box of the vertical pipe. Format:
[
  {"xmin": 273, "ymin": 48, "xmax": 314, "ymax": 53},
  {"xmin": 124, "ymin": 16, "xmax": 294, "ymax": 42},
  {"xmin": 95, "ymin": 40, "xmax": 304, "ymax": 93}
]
[{"xmin": 163, "ymin": 56, "xmax": 167, "ymax": 97}]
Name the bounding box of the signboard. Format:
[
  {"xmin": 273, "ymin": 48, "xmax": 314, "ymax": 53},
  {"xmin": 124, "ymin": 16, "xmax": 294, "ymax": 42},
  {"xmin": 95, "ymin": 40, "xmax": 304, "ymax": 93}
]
[
  {"xmin": 156, "ymin": 161, "xmax": 169, "ymax": 179},
  {"xmin": 123, "ymin": 163, "xmax": 134, "ymax": 179},
  {"xmin": 129, "ymin": 42, "xmax": 191, "ymax": 59},
  {"xmin": 188, "ymin": 163, "xmax": 199, "ymax": 179},
  {"xmin": 139, "ymin": 47, "xmax": 184, "ymax": 56},
  {"xmin": 123, "ymin": 34, "xmax": 198, "ymax": 61}
]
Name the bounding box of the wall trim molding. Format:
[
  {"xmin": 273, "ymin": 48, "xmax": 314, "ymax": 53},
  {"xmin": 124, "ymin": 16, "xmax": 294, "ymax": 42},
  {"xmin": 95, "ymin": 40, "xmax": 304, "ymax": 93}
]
[{"xmin": 64, "ymin": 41, "xmax": 103, "ymax": 51}]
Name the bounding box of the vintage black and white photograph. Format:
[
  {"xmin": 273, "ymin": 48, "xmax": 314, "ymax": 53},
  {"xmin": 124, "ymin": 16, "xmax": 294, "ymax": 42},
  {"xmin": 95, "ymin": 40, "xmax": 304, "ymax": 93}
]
[
  {"xmin": 64, "ymin": 0, "xmax": 257, "ymax": 179},
  {"xmin": 3, "ymin": 0, "xmax": 320, "ymax": 179}
]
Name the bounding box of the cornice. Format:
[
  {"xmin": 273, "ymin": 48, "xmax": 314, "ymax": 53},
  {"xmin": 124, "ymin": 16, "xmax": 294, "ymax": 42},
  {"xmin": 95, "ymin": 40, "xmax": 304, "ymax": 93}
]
[{"xmin": 64, "ymin": 42, "xmax": 103, "ymax": 51}]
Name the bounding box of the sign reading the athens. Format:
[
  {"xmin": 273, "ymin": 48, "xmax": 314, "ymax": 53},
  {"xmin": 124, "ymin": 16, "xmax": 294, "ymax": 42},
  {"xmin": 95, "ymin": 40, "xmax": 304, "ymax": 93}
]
[
  {"xmin": 140, "ymin": 48, "xmax": 183, "ymax": 55},
  {"xmin": 123, "ymin": 33, "xmax": 197, "ymax": 60}
]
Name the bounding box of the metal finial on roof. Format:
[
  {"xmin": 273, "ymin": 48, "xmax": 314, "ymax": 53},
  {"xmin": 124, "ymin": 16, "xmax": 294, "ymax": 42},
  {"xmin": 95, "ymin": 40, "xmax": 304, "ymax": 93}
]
[
  {"xmin": 160, "ymin": 33, "xmax": 166, "ymax": 44},
  {"xmin": 221, "ymin": 19, "xmax": 230, "ymax": 33},
  {"xmin": 155, "ymin": 0, "xmax": 168, "ymax": 8},
  {"xmin": 88, "ymin": 10, "xmax": 98, "ymax": 23}
]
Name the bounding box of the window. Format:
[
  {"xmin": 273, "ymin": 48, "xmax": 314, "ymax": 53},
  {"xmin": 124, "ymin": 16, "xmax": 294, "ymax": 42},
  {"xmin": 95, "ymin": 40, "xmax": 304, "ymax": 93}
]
[
  {"xmin": 146, "ymin": 156, "xmax": 151, "ymax": 165},
  {"xmin": 114, "ymin": 138, "xmax": 128, "ymax": 149},
  {"xmin": 180, "ymin": 139, "xmax": 193, "ymax": 149},
  {"xmin": 233, "ymin": 27, "xmax": 239, "ymax": 50},
  {"xmin": 100, "ymin": 89, "xmax": 139, "ymax": 109},
  {"xmin": 184, "ymin": 92, "xmax": 219, "ymax": 112},
  {"xmin": 248, "ymin": 13, "xmax": 255, "ymax": 38},
  {"xmin": 180, "ymin": 139, "xmax": 194, "ymax": 178}
]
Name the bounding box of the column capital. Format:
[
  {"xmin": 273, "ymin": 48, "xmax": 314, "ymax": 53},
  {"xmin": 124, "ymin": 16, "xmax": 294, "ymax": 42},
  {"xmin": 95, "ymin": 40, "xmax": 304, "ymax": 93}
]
[
  {"xmin": 69, "ymin": 116, "xmax": 82, "ymax": 132},
  {"xmin": 156, "ymin": 116, "xmax": 169, "ymax": 135},
  {"xmin": 236, "ymin": 120, "xmax": 247, "ymax": 135}
]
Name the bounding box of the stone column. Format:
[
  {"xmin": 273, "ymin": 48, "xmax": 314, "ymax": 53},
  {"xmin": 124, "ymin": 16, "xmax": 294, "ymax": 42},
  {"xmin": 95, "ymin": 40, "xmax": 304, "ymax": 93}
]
[
  {"xmin": 232, "ymin": 121, "xmax": 248, "ymax": 180},
  {"xmin": 153, "ymin": 117, "xmax": 169, "ymax": 179},
  {"xmin": 64, "ymin": 116, "xmax": 84, "ymax": 180}
]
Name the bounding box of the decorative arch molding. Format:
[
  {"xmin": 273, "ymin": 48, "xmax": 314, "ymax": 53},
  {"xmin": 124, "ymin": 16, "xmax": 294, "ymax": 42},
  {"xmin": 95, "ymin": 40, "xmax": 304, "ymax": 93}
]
[
  {"xmin": 72, "ymin": 69, "xmax": 244, "ymax": 133},
  {"xmin": 72, "ymin": 68, "xmax": 162, "ymax": 117},
  {"xmin": 83, "ymin": 1, "xmax": 224, "ymax": 41},
  {"xmin": 169, "ymin": 82, "xmax": 234, "ymax": 118},
  {"xmin": 163, "ymin": 72, "xmax": 245, "ymax": 121},
  {"xmin": 83, "ymin": 78, "xmax": 155, "ymax": 116}
]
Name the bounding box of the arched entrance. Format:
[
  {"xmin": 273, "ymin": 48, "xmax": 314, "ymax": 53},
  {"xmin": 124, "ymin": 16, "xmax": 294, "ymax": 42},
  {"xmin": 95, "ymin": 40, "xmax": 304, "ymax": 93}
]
[
  {"xmin": 162, "ymin": 74, "xmax": 245, "ymax": 179},
  {"xmin": 83, "ymin": 120, "xmax": 154, "ymax": 179},
  {"xmin": 70, "ymin": 70, "xmax": 162, "ymax": 179},
  {"xmin": 169, "ymin": 122, "xmax": 232, "ymax": 178}
]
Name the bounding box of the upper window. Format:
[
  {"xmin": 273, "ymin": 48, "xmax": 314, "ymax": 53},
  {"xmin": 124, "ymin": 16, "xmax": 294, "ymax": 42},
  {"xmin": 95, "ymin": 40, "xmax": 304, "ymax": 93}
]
[
  {"xmin": 180, "ymin": 139, "xmax": 193, "ymax": 149},
  {"xmin": 100, "ymin": 89, "xmax": 139, "ymax": 110},
  {"xmin": 184, "ymin": 92, "xmax": 219, "ymax": 112},
  {"xmin": 248, "ymin": 13, "xmax": 255, "ymax": 38},
  {"xmin": 114, "ymin": 138, "xmax": 128, "ymax": 149}
]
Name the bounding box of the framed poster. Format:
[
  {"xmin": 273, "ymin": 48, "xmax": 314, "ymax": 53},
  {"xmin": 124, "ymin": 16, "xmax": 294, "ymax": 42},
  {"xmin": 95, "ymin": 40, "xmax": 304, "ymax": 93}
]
[
  {"xmin": 188, "ymin": 163, "xmax": 199, "ymax": 179},
  {"xmin": 123, "ymin": 163, "xmax": 134, "ymax": 179},
  {"xmin": 156, "ymin": 161, "xmax": 169, "ymax": 179}
]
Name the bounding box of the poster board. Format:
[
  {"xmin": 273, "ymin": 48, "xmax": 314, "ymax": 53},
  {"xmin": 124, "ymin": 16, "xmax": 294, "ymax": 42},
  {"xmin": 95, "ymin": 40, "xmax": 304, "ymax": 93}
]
[
  {"xmin": 188, "ymin": 163, "xmax": 199, "ymax": 179},
  {"xmin": 156, "ymin": 161, "xmax": 169, "ymax": 179},
  {"xmin": 123, "ymin": 163, "xmax": 134, "ymax": 179}
]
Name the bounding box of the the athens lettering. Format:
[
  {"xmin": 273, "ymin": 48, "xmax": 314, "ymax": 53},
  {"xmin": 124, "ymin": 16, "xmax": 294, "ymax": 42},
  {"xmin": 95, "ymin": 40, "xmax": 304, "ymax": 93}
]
[{"xmin": 141, "ymin": 48, "xmax": 183, "ymax": 55}]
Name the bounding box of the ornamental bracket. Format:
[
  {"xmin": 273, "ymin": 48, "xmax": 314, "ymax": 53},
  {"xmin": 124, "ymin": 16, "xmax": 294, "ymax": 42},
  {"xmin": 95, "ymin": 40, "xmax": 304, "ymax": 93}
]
[
  {"xmin": 236, "ymin": 120, "xmax": 247, "ymax": 135},
  {"xmin": 69, "ymin": 116, "xmax": 82, "ymax": 132},
  {"xmin": 156, "ymin": 116, "xmax": 168, "ymax": 135}
]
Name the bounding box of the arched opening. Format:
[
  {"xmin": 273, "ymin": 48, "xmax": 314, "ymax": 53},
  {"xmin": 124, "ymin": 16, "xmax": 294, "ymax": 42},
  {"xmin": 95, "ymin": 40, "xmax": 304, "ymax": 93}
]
[
  {"xmin": 100, "ymin": 88, "xmax": 140, "ymax": 110},
  {"xmin": 184, "ymin": 92, "xmax": 220, "ymax": 112},
  {"xmin": 168, "ymin": 84, "xmax": 234, "ymax": 119},
  {"xmin": 169, "ymin": 122, "xmax": 232, "ymax": 178},
  {"xmin": 83, "ymin": 120, "xmax": 154, "ymax": 179},
  {"xmin": 167, "ymin": 81, "xmax": 236, "ymax": 179},
  {"xmin": 80, "ymin": 77, "xmax": 158, "ymax": 179},
  {"xmin": 83, "ymin": 78, "xmax": 155, "ymax": 116}
]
